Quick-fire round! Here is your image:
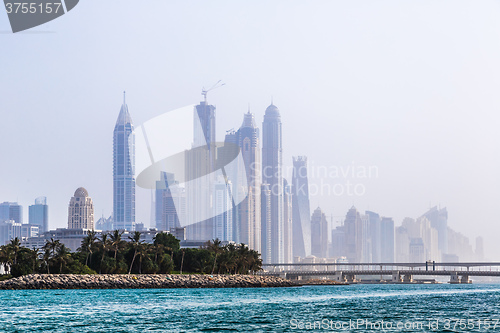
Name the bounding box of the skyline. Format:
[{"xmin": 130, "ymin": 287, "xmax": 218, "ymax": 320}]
[
  {"xmin": 0, "ymin": 94, "xmax": 486, "ymax": 260},
  {"xmin": 1, "ymin": 1, "xmax": 500, "ymax": 259}
]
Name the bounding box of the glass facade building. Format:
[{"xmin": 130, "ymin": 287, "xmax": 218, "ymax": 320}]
[
  {"xmin": 113, "ymin": 95, "xmax": 136, "ymax": 231},
  {"xmin": 29, "ymin": 197, "xmax": 49, "ymax": 234}
]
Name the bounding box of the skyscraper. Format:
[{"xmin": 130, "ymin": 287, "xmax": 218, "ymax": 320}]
[
  {"xmin": 365, "ymin": 211, "xmax": 381, "ymax": 263},
  {"xmin": 262, "ymin": 103, "xmax": 283, "ymax": 263},
  {"xmin": 113, "ymin": 93, "xmax": 136, "ymax": 231},
  {"xmin": 380, "ymin": 217, "xmax": 395, "ymax": 263},
  {"xmin": 29, "ymin": 197, "xmax": 49, "ymax": 234},
  {"xmin": 155, "ymin": 172, "xmax": 186, "ymax": 232},
  {"xmin": 0, "ymin": 202, "xmax": 23, "ymax": 224},
  {"xmin": 344, "ymin": 206, "xmax": 364, "ymax": 263},
  {"xmin": 421, "ymin": 206, "xmax": 448, "ymax": 257},
  {"xmin": 311, "ymin": 207, "xmax": 328, "ymax": 258},
  {"xmin": 185, "ymin": 100, "xmax": 217, "ymax": 241},
  {"xmin": 261, "ymin": 183, "xmax": 272, "ymax": 263},
  {"xmin": 237, "ymin": 111, "xmax": 261, "ymax": 252},
  {"xmin": 283, "ymin": 179, "xmax": 293, "ymax": 263},
  {"xmin": 291, "ymin": 156, "xmax": 311, "ymax": 259},
  {"xmin": 68, "ymin": 187, "xmax": 94, "ymax": 230},
  {"xmin": 331, "ymin": 226, "xmax": 346, "ymax": 258},
  {"xmin": 213, "ymin": 176, "xmax": 233, "ymax": 241}
]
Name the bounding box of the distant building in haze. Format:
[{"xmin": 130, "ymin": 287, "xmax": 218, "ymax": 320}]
[
  {"xmin": 331, "ymin": 226, "xmax": 346, "ymax": 259},
  {"xmin": 311, "ymin": 207, "xmax": 328, "ymax": 258},
  {"xmin": 237, "ymin": 111, "xmax": 261, "ymax": 253},
  {"xmin": 420, "ymin": 206, "xmax": 448, "ymax": 257},
  {"xmin": 0, "ymin": 202, "xmax": 23, "ymax": 224},
  {"xmin": 95, "ymin": 215, "xmax": 114, "ymax": 231},
  {"xmin": 344, "ymin": 206, "xmax": 364, "ymax": 263},
  {"xmin": 113, "ymin": 93, "xmax": 136, "ymax": 231},
  {"xmin": 186, "ymin": 100, "xmax": 216, "ymax": 241},
  {"xmin": 475, "ymin": 236, "xmax": 484, "ymax": 261},
  {"xmin": 365, "ymin": 211, "xmax": 381, "ymax": 263},
  {"xmin": 283, "ymin": 179, "xmax": 293, "ymax": 263},
  {"xmin": 68, "ymin": 187, "xmax": 94, "ymax": 230},
  {"xmin": 262, "ymin": 103, "xmax": 284, "ymax": 263},
  {"xmin": 0, "ymin": 220, "xmax": 22, "ymax": 246},
  {"xmin": 380, "ymin": 217, "xmax": 395, "ymax": 263},
  {"xmin": 261, "ymin": 183, "xmax": 272, "ymax": 263},
  {"xmin": 155, "ymin": 172, "xmax": 186, "ymax": 232},
  {"xmin": 291, "ymin": 156, "xmax": 311, "ymax": 259},
  {"xmin": 29, "ymin": 197, "xmax": 49, "ymax": 234},
  {"xmin": 213, "ymin": 176, "xmax": 233, "ymax": 242},
  {"xmin": 395, "ymin": 225, "xmax": 410, "ymax": 262}
]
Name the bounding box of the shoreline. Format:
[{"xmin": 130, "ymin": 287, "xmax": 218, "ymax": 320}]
[{"xmin": 0, "ymin": 274, "xmax": 303, "ymax": 290}]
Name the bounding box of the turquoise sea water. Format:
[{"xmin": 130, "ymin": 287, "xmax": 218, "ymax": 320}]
[{"xmin": 1, "ymin": 283, "xmax": 500, "ymax": 332}]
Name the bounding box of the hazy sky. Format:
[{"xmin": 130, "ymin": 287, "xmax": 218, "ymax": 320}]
[{"xmin": 1, "ymin": 1, "xmax": 500, "ymax": 258}]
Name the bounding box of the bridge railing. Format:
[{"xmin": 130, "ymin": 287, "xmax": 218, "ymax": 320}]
[{"xmin": 261, "ymin": 262, "xmax": 500, "ymax": 273}]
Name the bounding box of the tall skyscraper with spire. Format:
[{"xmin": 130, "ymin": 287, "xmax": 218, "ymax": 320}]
[
  {"xmin": 113, "ymin": 92, "xmax": 136, "ymax": 231},
  {"xmin": 262, "ymin": 103, "xmax": 283, "ymax": 263},
  {"xmin": 237, "ymin": 111, "xmax": 261, "ymax": 252},
  {"xmin": 186, "ymin": 99, "xmax": 217, "ymax": 241}
]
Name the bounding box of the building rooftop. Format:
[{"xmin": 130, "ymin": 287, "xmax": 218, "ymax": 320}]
[
  {"xmin": 74, "ymin": 187, "xmax": 89, "ymax": 197},
  {"xmin": 264, "ymin": 103, "xmax": 280, "ymax": 118}
]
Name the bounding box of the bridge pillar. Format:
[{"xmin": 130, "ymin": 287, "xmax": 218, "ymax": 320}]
[
  {"xmin": 403, "ymin": 274, "xmax": 413, "ymax": 283},
  {"xmin": 279, "ymin": 272, "xmax": 287, "ymax": 280},
  {"xmin": 333, "ymin": 272, "xmax": 345, "ymax": 282},
  {"xmin": 344, "ymin": 274, "xmax": 357, "ymax": 283},
  {"xmin": 450, "ymin": 273, "xmax": 460, "ymax": 284},
  {"xmin": 392, "ymin": 271, "xmax": 402, "ymax": 283},
  {"xmin": 461, "ymin": 275, "xmax": 472, "ymax": 284}
]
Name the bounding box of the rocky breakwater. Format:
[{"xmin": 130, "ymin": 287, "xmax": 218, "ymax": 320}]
[{"xmin": 0, "ymin": 274, "xmax": 300, "ymax": 290}]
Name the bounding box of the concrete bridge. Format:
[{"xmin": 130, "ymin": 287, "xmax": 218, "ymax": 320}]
[{"xmin": 259, "ymin": 262, "xmax": 500, "ymax": 284}]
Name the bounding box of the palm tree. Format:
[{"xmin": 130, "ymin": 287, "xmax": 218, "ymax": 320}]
[
  {"xmin": 208, "ymin": 239, "xmax": 223, "ymax": 274},
  {"xmin": 98, "ymin": 233, "xmax": 111, "ymax": 273},
  {"xmin": 153, "ymin": 243, "xmax": 165, "ymax": 265},
  {"xmin": 236, "ymin": 244, "xmax": 250, "ymax": 274},
  {"xmin": 28, "ymin": 247, "xmax": 40, "ymax": 273},
  {"xmin": 55, "ymin": 244, "xmax": 71, "ymax": 273},
  {"xmin": 8, "ymin": 238, "xmax": 21, "ymax": 265},
  {"xmin": 42, "ymin": 242, "xmax": 51, "ymax": 274},
  {"xmin": 136, "ymin": 243, "xmax": 149, "ymax": 274},
  {"xmin": 222, "ymin": 243, "xmax": 237, "ymax": 274},
  {"xmin": 128, "ymin": 231, "xmax": 143, "ymax": 274},
  {"xmin": 180, "ymin": 249, "xmax": 185, "ymax": 274},
  {"xmin": 80, "ymin": 231, "xmax": 97, "ymax": 267},
  {"xmin": 42, "ymin": 238, "xmax": 61, "ymax": 274},
  {"xmin": 110, "ymin": 230, "xmax": 124, "ymax": 260},
  {"xmin": 0, "ymin": 246, "xmax": 13, "ymax": 274}
]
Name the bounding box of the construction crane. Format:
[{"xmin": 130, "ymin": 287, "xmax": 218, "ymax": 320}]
[
  {"xmin": 202, "ymin": 80, "xmax": 225, "ymax": 104},
  {"xmin": 330, "ymin": 214, "xmax": 344, "ymax": 227}
]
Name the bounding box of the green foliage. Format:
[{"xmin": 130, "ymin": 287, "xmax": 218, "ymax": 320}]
[
  {"xmin": 0, "ymin": 274, "xmax": 12, "ymax": 281},
  {"xmin": 0, "ymin": 233, "xmax": 262, "ymax": 278},
  {"xmin": 153, "ymin": 233, "xmax": 180, "ymax": 253},
  {"xmin": 10, "ymin": 248, "xmax": 35, "ymax": 277}
]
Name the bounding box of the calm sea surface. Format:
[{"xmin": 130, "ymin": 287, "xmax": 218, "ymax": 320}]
[{"xmin": 1, "ymin": 283, "xmax": 500, "ymax": 332}]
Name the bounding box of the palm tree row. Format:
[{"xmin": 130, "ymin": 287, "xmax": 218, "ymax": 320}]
[
  {"xmin": 0, "ymin": 232, "xmax": 262, "ymax": 278},
  {"xmin": 0, "ymin": 237, "xmax": 93, "ymax": 277}
]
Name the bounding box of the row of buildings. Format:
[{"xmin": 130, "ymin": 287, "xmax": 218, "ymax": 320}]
[
  {"xmin": 0, "ymin": 94, "xmax": 485, "ymax": 264},
  {"xmin": 0, "ymin": 198, "xmax": 48, "ymax": 246},
  {"xmin": 308, "ymin": 205, "xmax": 483, "ymax": 264},
  {"xmin": 107, "ymin": 92, "xmax": 315, "ymax": 264}
]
